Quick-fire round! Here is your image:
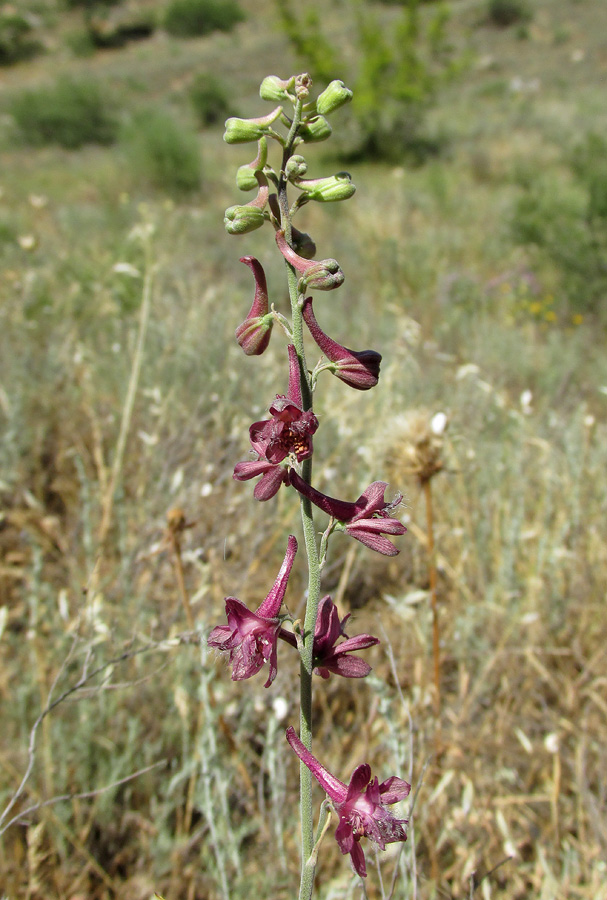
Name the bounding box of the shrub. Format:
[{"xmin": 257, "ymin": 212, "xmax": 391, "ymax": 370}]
[
  {"xmin": 189, "ymin": 73, "xmax": 234, "ymax": 126},
  {"xmin": 9, "ymin": 77, "xmax": 119, "ymax": 149},
  {"xmin": 65, "ymin": 28, "xmax": 97, "ymax": 57},
  {"xmin": 486, "ymin": 0, "xmax": 532, "ymax": 27},
  {"xmin": 163, "ymin": 0, "xmax": 244, "ymax": 38},
  {"xmin": 276, "ymin": 4, "xmax": 337, "ymax": 85},
  {"xmin": 64, "ymin": 0, "xmax": 121, "ymax": 9},
  {"xmin": 122, "ymin": 109, "xmax": 201, "ymax": 193},
  {"xmin": 0, "ymin": 11, "xmax": 43, "ymax": 66},
  {"xmin": 86, "ymin": 5, "xmax": 156, "ymax": 49},
  {"xmin": 511, "ymin": 138, "xmax": 607, "ymax": 321},
  {"xmin": 277, "ymin": 0, "xmax": 460, "ymax": 163}
]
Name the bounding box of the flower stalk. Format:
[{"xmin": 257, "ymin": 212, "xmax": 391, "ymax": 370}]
[{"xmin": 210, "ymin": 72, "xmax": 409, "ymax": 900}]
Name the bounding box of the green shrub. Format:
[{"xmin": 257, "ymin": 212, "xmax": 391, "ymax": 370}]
[
  {"xmin": 189, "ymin": 73, "xmax": 234, "ymax": 126},
  {"xmin": 277, "ymin": 0, "xmax": 460, "ymax": 163},
  {"xmin": 65, "ymin": 28, "xmax": 97, "ymax": 57},
  {"xmin": 87, "ymin": 5, "xmax": 156, "ymax": 49},
  {"xmin": 163, "ymin": 0, "xmax": 244, "ymax": 38},
  {"xmin": 511, "ymin": 138, "xmax": 607, "ymax": 321},
  {"xmin": 571, "ymin": 133, "xmax": 607, "ymax": 221},
  {"xmin": 9, "ymin": 77, "xmax": 119, "ymax": 149},
  {"xmin": 122, "ymin": 109, "xmax": 201, "ymax": 193},
  {"xmin": 63, "ymin": 0, "xmax": 121, "ymax": 9},
  {"xmin": 276, "ymin": 4, "xmax": 337, "ymax": 86},
  {"xmin": 486, "ymin": 0, "xmax": 532, "ymax": 27},
  {"xmin": 0, "ymin": 11, "xmax": 43, "ymax": 65}
]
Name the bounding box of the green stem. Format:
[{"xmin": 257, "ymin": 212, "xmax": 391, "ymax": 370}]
[{"xmin": 278, "ymin": 87, "xmax": 323, "ymax": 900}]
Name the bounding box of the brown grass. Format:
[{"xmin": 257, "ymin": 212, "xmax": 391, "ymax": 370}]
[{"xmin": 1, "ymin": 0, "xmax": 607, "ymax": 897}]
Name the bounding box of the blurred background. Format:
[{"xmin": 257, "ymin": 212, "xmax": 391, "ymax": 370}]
[{"xmin": 1, "ymin": 0, "xmax": 606, "ymax": 897}]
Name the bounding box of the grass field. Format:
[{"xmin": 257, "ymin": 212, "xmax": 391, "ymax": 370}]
[{"xmin": 1, "ymin": 0, "xmax": 606, "ymax": 897}]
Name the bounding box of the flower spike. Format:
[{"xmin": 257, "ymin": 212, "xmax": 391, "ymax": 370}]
[
  {"xmin": 302, "ymin": 297, "xmax": 382, "ymax": 390},
  {"xmin": 286, "ymin": 726, "xmax": 410, "ymax": 877},
  {"xmin": 208, "ymin": 536, "xmax": 297, "ymax": 687}
]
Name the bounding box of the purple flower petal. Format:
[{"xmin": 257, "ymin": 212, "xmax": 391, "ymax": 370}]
[{"xmin": 257, "ymin": 535, "xmax": 298, "ymax": 617}]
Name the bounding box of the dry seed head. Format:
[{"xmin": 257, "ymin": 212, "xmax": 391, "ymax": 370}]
[
  {"xmin": 385, "ymin": 410, "xmax": 447, "ymax": 484},
  {"xmin": 166, "ymin": 507, "xmax": 195, "ymax": 536}
]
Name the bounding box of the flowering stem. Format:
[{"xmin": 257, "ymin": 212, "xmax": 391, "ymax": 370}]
[
  {"xmin": 423, "ymin": 478, "xmax": 441, "ymax": 730},
  {"xmin": 278, "ymin": 90, "xmax": 322, "ymax": 900}
]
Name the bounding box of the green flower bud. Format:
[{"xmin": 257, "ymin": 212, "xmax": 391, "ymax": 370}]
[
  {"xmin": 259, "ymin": 75, "xmax": 294, "ymax": 102},
  {"xmin": 298, "ymin": 115, "xmax": 332, "ymax": 143},
  {"xmin": 224, "ymin": 107, "xmax": 282, "ymax": 144},
  {"xmin": 302, "ymin": 259, "xmax": 344, "ymax": 291},
  {"xmin": 236, "ymin": 165, "xmax": 260, "ymax": 192},
  {"xmin": 285, "ymin": 155, "xmax": 308, "ymax": 181},
  {"xmin": 316, "ymin": 80, "xmax": 353, "ymax": 116},
  {"xmin": 224, "ymin": 205, "xmax": 266, "ymax": 235},
  {"xmin": 297, "ymin": 172, "xmax": 355, "ymax": 202}
]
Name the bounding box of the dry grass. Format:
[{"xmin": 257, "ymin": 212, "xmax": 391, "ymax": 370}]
[{"xmin": 1, "ymin": 0, "xmax": 607, "ymax": 898}]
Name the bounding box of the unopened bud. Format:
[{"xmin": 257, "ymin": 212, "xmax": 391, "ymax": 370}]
[
  {"xmin": 235, "ymin": 314, "xmax": 273, "ymax": 355},
  {"xmin": 302, "ymin": 260, "xmax": 344, "ymax": 291},
  {"xmin": 316, "ymin": 80, "xmax": 353, "ymax": 116},
  {"xmin": 275, "ymin": 229, "xmax": 343, "ymax": 290},
  {"xmin": 303, "ymin": 297, "xmax": 381, "ymax": 390},
  {"xmin": 236, "ymin": 165, "xmax": 260, "ymax": 191},
  {"xmin": 297, "ymin": 172, "xmax": 355, "ymax": 202},
  {"xmin": 224, "ymin": 205, "xmax": 266, "ymax": 235},
  {"xmin": 285, "ymin": 155, "xmax": 308, "ymax": 181},
  {"xmin": 237, "ymin": 137, "xmax": 269, "ymax": 190},
  {"xmin": 260, "ymin": 75, "xmax": 294, "ymax": 102},
  {"xmin": 224, "ymin": 107, "xmax": 282, "ymax": 144},
  {"xmin": 235, "ymin": 255, "xmax": 273, "ymax": 353},
  {"xmin": 298, "ymin": 115, "xmax": 332, "ymax": 143}
]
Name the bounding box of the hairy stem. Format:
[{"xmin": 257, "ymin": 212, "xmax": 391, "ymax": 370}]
[{"xmin": 278, "ymin": 89, "xmax": 322, "ymax": 900}]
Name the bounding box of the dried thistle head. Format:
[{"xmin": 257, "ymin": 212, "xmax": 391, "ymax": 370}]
[
  {"xmin": 385, "ymin": 410, "xmax": 448, "ymax": 484},
  {"xmin": 166, "ymin": 507, "xmax": 195, "ymax": 539}
]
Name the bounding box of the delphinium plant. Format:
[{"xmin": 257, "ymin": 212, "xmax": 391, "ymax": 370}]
[{"xmin": 209, "ymin": 73, "xmax": 410, "ymax": 899}]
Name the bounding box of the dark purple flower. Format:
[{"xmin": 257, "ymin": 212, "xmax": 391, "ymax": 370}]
[
  {"xmin": 313, "ymin": 595, "xmax": 379, "ymax": 678},
  {"xmin": 278, "ymin": 595, "xmax": 379, "ymax": 678},
  {"xmin": 235, "ymin": 256, "xmax": 273, "ymax": 355},
  {"xmin": 302, "ymin": 297, "xmax": 381, "ymax": 390},
  {"xmin": 286, "ymin": 726, "xmax": 410, "ymax": 877},
  {"xmin": 234, "ymin": 345, "xmax": 318, "ymax": 500},
  {"xmin": 208, "ymin": 536, "xmax": 297, "ymax": 687},
  {"xmin": 289, "ymin": 471, "xmax": 406, "ymax": 556}
]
